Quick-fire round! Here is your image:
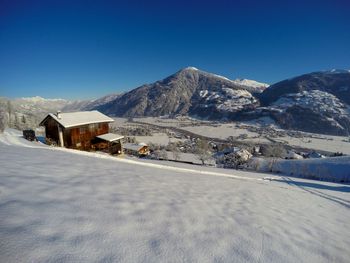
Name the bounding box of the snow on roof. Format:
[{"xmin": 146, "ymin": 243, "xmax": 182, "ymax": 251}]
[
  {"xmin": 96, "ymin": 133, "xmax": 124, "ymax": 142},
  {"xmin": 123, "ymin": 143, "xmax": 148, "ymax": 152},
  {"xmin": 40, "ymin": 110, "xmax": 114, "ymax": 128}
]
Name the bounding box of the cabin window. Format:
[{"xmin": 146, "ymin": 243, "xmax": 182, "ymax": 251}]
[
  {"xmin": 80, "ymin": 127, "xmax": 87, "ymax": 134},
  {"xmin": 89, "ymin": 123, "xmax": 98, "ymax": 131}
]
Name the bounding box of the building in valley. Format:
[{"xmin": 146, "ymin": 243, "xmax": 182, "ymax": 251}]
[{"xmin": 123, "ymin": 143, "xmax": 150, "ymax": 156}]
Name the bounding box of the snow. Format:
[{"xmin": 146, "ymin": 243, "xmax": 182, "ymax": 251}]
[
  {"xmin": 42, "ymin": 110, "xmax": 114, "ymax": 128},
  {"xmin": 199, "ymin": 90, "xmax": 209, "ymax": 98},
  {"xmin": 217, "ymin": 89, "xmax": 257, "ymax": 112},
  {"xmin": 198, "ymin": 88, "xmax": 257, "ymax": 112},
  {"xmin": 1, "ymin": 130, "xmax": 350, "ymax": 262},
  {"xmin": 274, "ymin": 134, "xmax": 350, "ymax": 155},
  {"xmin": 184, "ymin": 66, "xmax": 199, "ymax": 71},
  {"xmin": 20, "ymin": 96, "xmax": 67, "ymax": 102},
  {"xmin": 156, "ymin": 151, "xmax": 216, "ymax": 166},
  {"xmin": 249, "ymin": 156, "xmax": 350, "ymax": 183},
  {"xmin": 326, "ymin": 69, "xmax": 350, "ymax": 74},
  {"xmin": 123, "ymin": 143, "xmax": 146, "ymax": 152},
  {"xmin": 272, "ymin": 90, "xmax": 348, "ymax": 115},
  {"xmin": 232, "ymin": 79, "xmax": 269, "ymax": 89},
  {"xmin": 124, "ymin": 117, "xmax": 350, "ymax": 154},
  {"xmin": 182, "ymin": 67, "xmax": 269, "ymax": 92},
  {"xmin": 134, "ymin": 133, "xmax": 184, "ymax": 146},
  {"xmin": 96, "ymin": 133, "xmax": 124, "ymax": 142},
  {"xmin": 182, "ymin": 123, "xmax": 266, "ymax": 142},
  {"xmin": 211, "ymin": 73, "xmax": 233, "ymax": 82}
]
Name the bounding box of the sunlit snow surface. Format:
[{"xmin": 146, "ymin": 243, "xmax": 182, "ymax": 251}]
[
  {"xmin": 199, "ymin": 88, "xmax": 257, "ymax": 112},
  {"xmin": 0, "ymin": 130, "xmax": 350, "ymax": 262},
  {"xmin": 272, "ymin": 90, "xmax": 349, "ymax": 115}
]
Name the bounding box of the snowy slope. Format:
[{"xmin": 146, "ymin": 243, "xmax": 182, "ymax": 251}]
[
  {"xmin": 0, "ymin": 130, "xmax": 350, "ymax": 262},
  {"xmin": 232, "ymin": 78, "xmax": 269, "ymax": 91},
  {"xmin": 271, "ymin": 90, "xmax": 349, "ymax": 116},
  {"xmin": 249, "ymin": 157, "xmax": 350, "ymax": 182},
  {"xmin": 199, "ymin": 88, "xmax": 257, "ymax": 112}
]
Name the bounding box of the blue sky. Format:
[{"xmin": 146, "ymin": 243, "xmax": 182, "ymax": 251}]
[{"xmin": 1, "ymin": 0, "xmax": 349, "ymax": 99}]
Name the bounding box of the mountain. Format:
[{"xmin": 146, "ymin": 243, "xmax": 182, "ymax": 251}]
[
  {"xmin": 260, "ymin": 70, "xmax": 350, "ymax": 106},
  {"xmin": 0, "ymin": 94, "xmax": 120, "ymax": 130},
  {"xmin": 0, "ymin": 96, "xmax": 71, "ymax": 129},
  {"xmin": 95, "ymin": 67, "xmax": 265, "ymax": 119},
  {"xmin": 93, "ymin": 68, "xmax": 350, "ymax": 135},
  {"xmin": 231, "ymin": 78, "xmax": 269, "ymax": 92},
  {"xmin": 62, "ymin": 93, "xmax": 120, "ymax": 112},
  {"xmin": 257, "ymin": 70, "xmax": 350, "ymax": 135}
]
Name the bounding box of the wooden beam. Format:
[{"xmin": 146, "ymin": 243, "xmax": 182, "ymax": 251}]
[{"xmin": 58, "ymin": 125, "xmax": 64, "ymax": 147}]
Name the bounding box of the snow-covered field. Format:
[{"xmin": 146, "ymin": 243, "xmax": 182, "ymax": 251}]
[
  {"xmin": 135, "ymin": 133, "xmax": 183, "ymax": 146},
  {"xmin": 134, "ymin": 117, "xmax": 350, "ymax": 154},
  {"xmin": 1, "ymin": 130, "xmax": 350, "ymax": 262},
  {"xmin": 249, "ymin": 157, "xmax": 350, "ymax": 182},
  {"xmin": 274, "ymin": 135, "xmax": 350, "ymax": 155}
]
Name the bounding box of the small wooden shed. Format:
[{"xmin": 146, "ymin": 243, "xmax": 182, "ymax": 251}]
[
  {"xmin": 94, "ymin": 133, "xmax": 124, "ymax": 154},
  {"xmin": 123, "ymin": 143, "xmax": 150, "ymax": 156},
  {"xmin": 39, "ymin": 110, "xmax": 123, "ymax": 153}
]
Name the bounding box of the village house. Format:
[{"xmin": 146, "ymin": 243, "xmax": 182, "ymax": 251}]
[
  {"xmin": 39, "ymin": 110, "xmax": 124, "ymax": 154},
  {"xmin": 123, "ymin": 143, "xmax": 150, "ymax": 156}
]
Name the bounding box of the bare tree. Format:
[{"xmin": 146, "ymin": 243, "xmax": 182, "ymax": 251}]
[
  {"xmin": 167, "ymin": 142, "xmax": 181, "ymax": 161},
  {"xmin": 227, "ymin": 136, "xmax": 235, "ymax": 145},
  {"xmin": 195, "ymin": 139, "xmax": 212, "ymax": 165},
  {"xmin": 262, "ymin": 144, "xmax": 286, "ymax": 158},
  {"xmin": 7, "ymin": 101, "xmax": 12, "ymax": 127},
  {"xmin": 14, "ymin": 114, "xmax": 19, "ymax": 129},
  {"xmin": 262, "ymin": 144, "xmax": 286, "ymax": 172},
  {"xmin": 0, "ymin": 107, "xmax": 8, "ymax": 133},
  {"xmin": 172, "ymin": 149, "xmax": 181, "ymax": 161},
  {"xmin": 159, "ymin": 149, "xmax": 168, "ymax": 160}
]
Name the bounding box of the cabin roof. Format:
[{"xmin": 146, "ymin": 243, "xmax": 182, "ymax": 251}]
[
  {"xmin": 96, "ymin": 133, "xmax": 124, "ymax": 142},
  {"xmin": 40, "ymin": 110, "xmax": 114, "ymax": 128},
  {"xmin": 123, "ymin": 143, "xmax": 148, "ymax": 152}
]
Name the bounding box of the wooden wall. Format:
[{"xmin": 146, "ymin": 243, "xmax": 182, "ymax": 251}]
[
  {"xmin": 43, "ymin": 116, "xmax": 110, "ymax": 150},
  {"xmin": 44, "ymin": 118, "xmax": 59, "ymax": 145},
  {"xmin": 66, "ymin": 122, "xmax": 109, "ymax": 150}
]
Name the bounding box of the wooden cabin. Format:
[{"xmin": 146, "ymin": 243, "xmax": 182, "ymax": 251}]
[
  {"xmin": 39, "ymin": 110, "xmax": 124, "ymax": 154},
  {"xmin": 123, "ymin": 143, "xmax": 150, "ymax": 156}
]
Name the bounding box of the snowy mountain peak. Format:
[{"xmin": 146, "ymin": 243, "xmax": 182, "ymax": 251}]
[
  {"xmin": 179, "ymin": 67, "xmax": 269, "ymax": 90},
  {"xmin": 232, "ymin": 79, "xmax": 270, "ymax": 89},
  {"xmin": 183, "ymin": 66, "xmax": 199, "ymax": 71},
  {"xmin": 20, "ymin": 96, "xmax": 67, "ymax": 102},
  {"xmin": 325, "ymin": 69, "xmax": 350, "ymax": 74}
]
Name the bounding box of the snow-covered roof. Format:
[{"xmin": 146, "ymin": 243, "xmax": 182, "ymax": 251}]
[
  {"xmin": 40, "ymin": 110, "xmax": 114, "ymax": 128},
  {"xmin": 96, "ymin": 133, "xmax": 124, "ymax": 142},
  {"xmin": 123, "ymin": 143, "xmax": 148, "ymax": 152}
]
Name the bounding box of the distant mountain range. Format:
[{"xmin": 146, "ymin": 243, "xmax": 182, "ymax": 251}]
[
  {"xmin": 2, "ymin": 68, "xmax": 350, "ymax": 136},
  {"xmin": 91, "ymin": 67, "xmax": 350, "ymax": 135}
]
